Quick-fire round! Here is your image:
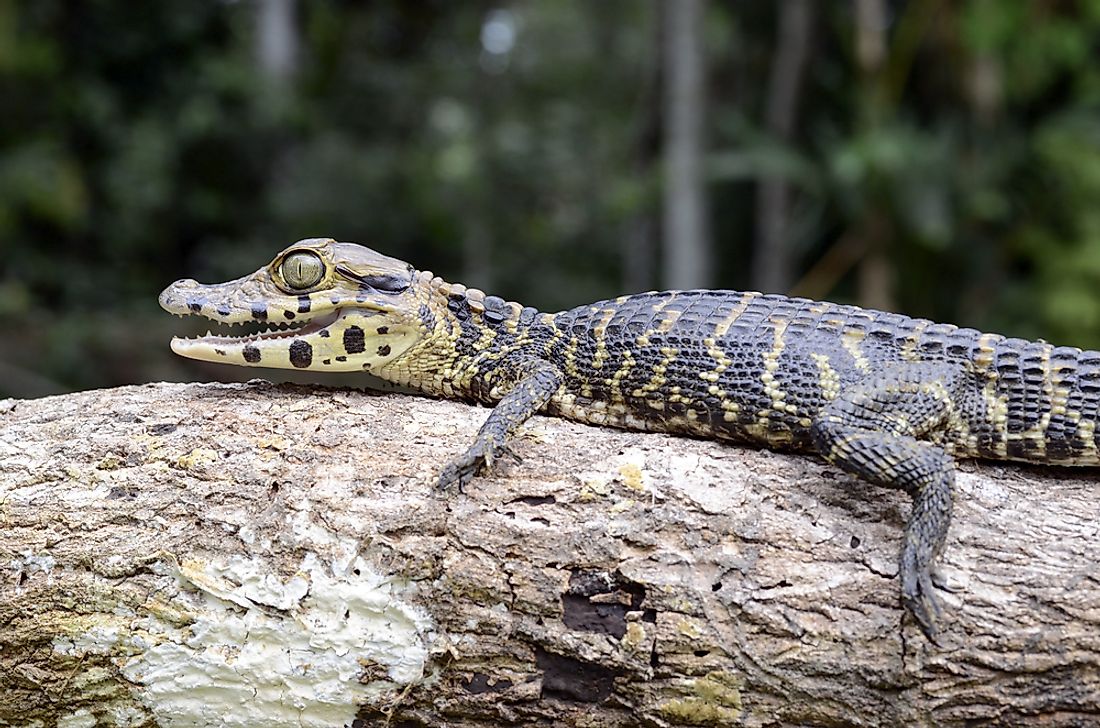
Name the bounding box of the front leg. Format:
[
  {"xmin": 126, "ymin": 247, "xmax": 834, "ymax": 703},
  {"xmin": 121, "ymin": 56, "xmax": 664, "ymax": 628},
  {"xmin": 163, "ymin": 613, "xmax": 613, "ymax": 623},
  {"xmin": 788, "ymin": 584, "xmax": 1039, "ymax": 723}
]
[{"xmin": 437, "ymin": 360, "xmax": 563, "ymax": 490}]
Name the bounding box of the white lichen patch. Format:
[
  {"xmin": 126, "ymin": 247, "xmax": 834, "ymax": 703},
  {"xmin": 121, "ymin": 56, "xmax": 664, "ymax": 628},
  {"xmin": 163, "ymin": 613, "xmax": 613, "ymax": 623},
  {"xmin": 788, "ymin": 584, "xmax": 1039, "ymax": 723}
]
[
  {"xmin": 106, "ymin": 705, "xmax": 148, "ymax": 728},
  {"xmin": 56, "ymin": 709, "xmax": 97, "ymax": 728},
  {"xmin": 9, "ymin": 551, "xmax": 57, "ymax": 585},
  {"xmin": 119, "ymin": 552, "xmax": 436, "ymax": 728},
  {"xmin": 53, "ymin": 625, "xmax": 121, "ymax": 656}
]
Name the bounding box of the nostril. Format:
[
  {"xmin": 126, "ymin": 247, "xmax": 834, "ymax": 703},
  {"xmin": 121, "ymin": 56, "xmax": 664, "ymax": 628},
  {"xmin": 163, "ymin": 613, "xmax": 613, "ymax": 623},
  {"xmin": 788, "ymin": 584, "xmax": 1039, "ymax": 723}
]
[{"xmin": 158, "ymin": 281, "xmax": 196, "ymax": 310}]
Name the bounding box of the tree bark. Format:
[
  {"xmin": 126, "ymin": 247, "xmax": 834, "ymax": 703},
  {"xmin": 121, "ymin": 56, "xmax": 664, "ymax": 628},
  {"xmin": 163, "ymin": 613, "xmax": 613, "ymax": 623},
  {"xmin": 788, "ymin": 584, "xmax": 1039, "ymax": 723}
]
[{"xmin": 1, "ymin": 382, "xmax": 1098, "ymax": 727}]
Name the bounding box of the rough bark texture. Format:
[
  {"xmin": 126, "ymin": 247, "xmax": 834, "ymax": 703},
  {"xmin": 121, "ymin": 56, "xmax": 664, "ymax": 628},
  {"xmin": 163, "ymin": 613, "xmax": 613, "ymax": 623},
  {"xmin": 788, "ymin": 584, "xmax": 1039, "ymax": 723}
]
[{"xmin": 1, "ymin": 381, "xmax": 1098, "ymax": 727}]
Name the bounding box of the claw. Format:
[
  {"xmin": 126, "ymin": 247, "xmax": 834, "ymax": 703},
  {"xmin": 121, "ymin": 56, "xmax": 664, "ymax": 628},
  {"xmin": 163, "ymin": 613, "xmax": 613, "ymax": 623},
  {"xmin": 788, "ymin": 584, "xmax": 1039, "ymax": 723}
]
[
  {"xmin": 436, "ymin": 444, "xmax": 487, "ymax": 491},
  {"xmin": 436, "ymin": 438, "xmax": 522, "ymax": 492},
  {"xmin": 901, "ymin": 555, "xmax": 943, "ymax": 644},
  {"xmin": 902, "ymin": 591, "xmax": 942, "ymax": 645},
  {"xmin": 931, "ymin": 566, "xmax": 958, "ymax": 593},
  {"xmin": 499, "ymin": 444, "xmax": 523, "ymax": 465},
  {"xmin": 436, "ymin": 458, "xmax": 477, "ymax": 491}
]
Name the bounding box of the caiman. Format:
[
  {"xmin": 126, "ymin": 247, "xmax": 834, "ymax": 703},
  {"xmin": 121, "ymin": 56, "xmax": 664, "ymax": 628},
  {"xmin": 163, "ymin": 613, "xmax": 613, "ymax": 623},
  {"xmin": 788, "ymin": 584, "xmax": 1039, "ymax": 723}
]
[{"xmin": 159, "ymin": 237, "xmax": 1100, "ymax": 643}]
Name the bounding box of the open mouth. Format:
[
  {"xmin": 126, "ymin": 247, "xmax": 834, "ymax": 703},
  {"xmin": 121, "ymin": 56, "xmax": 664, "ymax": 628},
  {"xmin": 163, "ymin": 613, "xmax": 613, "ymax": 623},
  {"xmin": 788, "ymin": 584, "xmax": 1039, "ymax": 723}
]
[{"xmin": 172, "ymin": 310, "xmax": 341, "ymax": 345}]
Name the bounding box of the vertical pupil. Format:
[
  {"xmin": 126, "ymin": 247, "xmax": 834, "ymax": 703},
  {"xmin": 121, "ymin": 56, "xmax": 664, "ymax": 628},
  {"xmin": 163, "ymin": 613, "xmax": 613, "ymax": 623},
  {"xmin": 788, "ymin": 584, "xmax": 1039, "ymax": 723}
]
[{"xmin": 286, "ymin": 254, "xmax": 318, "ymax": 287}]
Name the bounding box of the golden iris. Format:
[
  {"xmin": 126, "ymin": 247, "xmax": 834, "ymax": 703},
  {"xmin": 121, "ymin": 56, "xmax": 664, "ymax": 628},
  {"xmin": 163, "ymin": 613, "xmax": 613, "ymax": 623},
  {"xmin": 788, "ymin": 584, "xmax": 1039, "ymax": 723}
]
[{"xmin": 281, "ymin": 251, "xmax": 324, "ymax": 289}]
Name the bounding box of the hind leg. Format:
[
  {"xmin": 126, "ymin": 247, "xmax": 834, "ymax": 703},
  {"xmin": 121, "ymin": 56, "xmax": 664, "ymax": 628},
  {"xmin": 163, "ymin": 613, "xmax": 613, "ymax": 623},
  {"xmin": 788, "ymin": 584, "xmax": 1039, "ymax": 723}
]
[{"xmin": 810, "ymin": 362, "xmax": 963, "ymax": 642}]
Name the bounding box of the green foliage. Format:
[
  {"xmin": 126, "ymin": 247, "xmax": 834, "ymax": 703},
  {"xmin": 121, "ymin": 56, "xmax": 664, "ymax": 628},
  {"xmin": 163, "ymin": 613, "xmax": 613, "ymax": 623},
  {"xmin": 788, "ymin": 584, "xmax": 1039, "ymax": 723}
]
[{"xmin": 2, "ymin": 1, "xmax": 1100, "ymax": 396}]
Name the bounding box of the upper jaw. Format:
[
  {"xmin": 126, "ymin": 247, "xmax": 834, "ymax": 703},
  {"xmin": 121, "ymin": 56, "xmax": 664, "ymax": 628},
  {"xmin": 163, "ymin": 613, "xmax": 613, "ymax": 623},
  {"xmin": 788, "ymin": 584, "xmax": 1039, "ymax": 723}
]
[
  {"xmin": 160, "ymin": 276, "xmax": 325, "ymax": 344},
  {"xmin": 157, "ymin": 276, "xmax": 291, "ymax": 324},
  {"xmin": 159, "ymin": 277, "xmax": 395, "ymax": 322}
]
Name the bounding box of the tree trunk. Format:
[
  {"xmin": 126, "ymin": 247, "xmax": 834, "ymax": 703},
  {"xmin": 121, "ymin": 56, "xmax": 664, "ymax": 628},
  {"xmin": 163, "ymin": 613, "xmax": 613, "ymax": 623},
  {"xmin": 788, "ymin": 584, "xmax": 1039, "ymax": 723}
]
[
  {"xmin": 256, "ymin": 0, "xmax": 299, "ymax": 83},
  {"xmin": 1, "ymin": 382, "xmax": 1098, "ymax": 727},
  {"xmin": 752, "ymin": 0, "xmax": 813, "ymax": 295},
  {"xmin": 661, "ymin": 0, "xmax": 711, "ymax": 290}
]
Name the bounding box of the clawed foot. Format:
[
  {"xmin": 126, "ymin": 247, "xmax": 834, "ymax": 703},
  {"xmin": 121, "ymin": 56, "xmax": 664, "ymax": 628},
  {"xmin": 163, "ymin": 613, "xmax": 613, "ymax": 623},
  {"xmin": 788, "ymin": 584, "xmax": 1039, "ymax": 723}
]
[
  {"xmin": 435, "ymin": 452, "xmax": 481, "ymax": 491},
  {"xmin": 435, "ymin": 441, "xmax": 522, "ymax": 491},
  {"xmin": 901, "ymin": 555, "xmax": 944, "ymax": 645}
]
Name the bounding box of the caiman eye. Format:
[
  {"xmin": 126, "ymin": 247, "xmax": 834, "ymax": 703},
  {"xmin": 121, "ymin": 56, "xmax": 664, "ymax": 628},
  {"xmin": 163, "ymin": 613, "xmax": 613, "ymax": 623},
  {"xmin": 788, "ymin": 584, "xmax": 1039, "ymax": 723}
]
[{"xmin": 281, "ymin": 251, "xmax": 325, "ymax": 289}]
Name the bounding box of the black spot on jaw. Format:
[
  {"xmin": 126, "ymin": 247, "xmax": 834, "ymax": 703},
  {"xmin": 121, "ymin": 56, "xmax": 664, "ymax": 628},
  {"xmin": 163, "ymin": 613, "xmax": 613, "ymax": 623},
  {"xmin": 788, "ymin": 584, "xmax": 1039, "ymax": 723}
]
[
  {"xmin": 216, "ymin": 304, "xmax": 231, "ymax": 318},
  {"xmin": 298, "ymin": 296, "xmax": 311, "ymax": 314},
  {"xmin": 335, "ymin": 355, "xmax": 347, "ymax": 362},
  {"xmin": 243, "ymin": 345, "xmax": 262, "ymax": 363},
  {"xmin": 377, "ymin": 344, "xmax": 391, "ymax": 357},
  {"xmin": 289, "ymin": 339, "xmax": 313, "ymax": 368},
  {"xmin": 376, "ymin": 326, "xmax": 389, "ymax": 335},
  {"xmin": 344, "ymin": 326, "xmax": 365, "ymax": 354},
  {"xmin": 318, "ymin": 329, "xmax": 331, "ymax": 338},
  {"xmin": 251, "ymin": 303, "xmax": 268, "ymax": 321},
  {"xmin": 214, "ymin": 348, "xmax": 227, "ymax": 356},
  {"xmin": 283, "ymin": 311, "xmax": 296, "ymax": 320},
  {"xmin": 187, "ymin": 300, "xmax": 204, "ymax": 313},
  {"xmin": 322, "ymin": 358, "xmax": 331, "ymax": 366}
]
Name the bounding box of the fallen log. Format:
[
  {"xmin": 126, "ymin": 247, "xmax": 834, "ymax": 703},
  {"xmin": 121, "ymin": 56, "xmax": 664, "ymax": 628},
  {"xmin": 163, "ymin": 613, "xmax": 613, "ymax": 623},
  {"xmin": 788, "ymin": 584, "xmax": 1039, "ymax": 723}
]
[{"xmin": 1, "ymin": 381, "xmax": 1098, "ymax": 726}]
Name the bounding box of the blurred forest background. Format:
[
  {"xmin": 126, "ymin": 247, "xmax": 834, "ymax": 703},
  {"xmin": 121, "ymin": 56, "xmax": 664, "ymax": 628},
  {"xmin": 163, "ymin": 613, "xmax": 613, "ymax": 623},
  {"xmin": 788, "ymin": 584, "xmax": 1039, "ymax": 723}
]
[{"xmin": 2, "ymin": 0, "xmax": 1100, "ymax": 398}]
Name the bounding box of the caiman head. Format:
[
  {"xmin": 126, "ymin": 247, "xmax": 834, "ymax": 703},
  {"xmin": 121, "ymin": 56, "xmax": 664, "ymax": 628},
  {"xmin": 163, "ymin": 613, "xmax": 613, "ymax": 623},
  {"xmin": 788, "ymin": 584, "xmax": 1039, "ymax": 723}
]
[{"xmin": 159, "ymin": 238, "xmax": 429, "ymax": 373}]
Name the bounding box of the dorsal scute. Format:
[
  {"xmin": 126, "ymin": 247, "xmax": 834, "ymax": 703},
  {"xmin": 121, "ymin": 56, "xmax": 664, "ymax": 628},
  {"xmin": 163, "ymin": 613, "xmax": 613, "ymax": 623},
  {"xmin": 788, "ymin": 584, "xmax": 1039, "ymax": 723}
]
[{"xmin": 429, "ymin": 277, "xmax": 528, "ymax": 328}]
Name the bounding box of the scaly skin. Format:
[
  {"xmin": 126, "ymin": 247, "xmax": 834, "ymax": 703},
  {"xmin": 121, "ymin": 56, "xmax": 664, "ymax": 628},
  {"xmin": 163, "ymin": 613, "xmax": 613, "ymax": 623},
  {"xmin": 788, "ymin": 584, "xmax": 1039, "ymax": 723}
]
[{"xmin": 160, "ymin": 238, "xmax": 1100, "ymax": 643}]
